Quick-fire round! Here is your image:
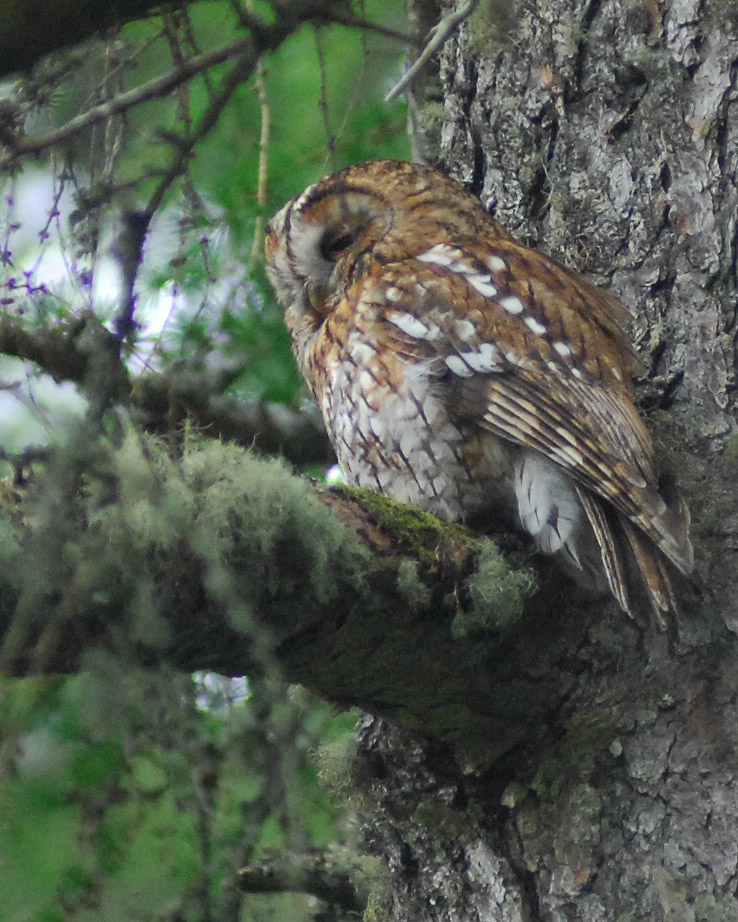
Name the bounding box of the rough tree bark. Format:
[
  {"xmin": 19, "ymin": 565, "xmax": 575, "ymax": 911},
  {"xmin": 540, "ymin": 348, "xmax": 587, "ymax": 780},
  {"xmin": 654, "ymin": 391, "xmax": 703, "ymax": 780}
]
[
  {"xmin": 1, "ymin": 1, "xmax": 737, "ymax": 920},
  {"xmin": 349, "ymin": 1, "xmax": 738, "ymax": 920}
]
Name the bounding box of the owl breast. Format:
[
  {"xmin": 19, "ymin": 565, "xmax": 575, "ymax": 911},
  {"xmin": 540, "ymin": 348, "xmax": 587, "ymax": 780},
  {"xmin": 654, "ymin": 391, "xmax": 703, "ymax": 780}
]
[{"xmin": 308, "ymin": 285, "xmax": 513, "ymax": 523}]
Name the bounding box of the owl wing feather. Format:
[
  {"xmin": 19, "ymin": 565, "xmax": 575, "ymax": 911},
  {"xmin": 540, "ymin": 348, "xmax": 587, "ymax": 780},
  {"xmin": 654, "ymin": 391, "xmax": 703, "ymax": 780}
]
[{"xmin": 369, "ymin": 247, "xmax": 693, "ymax": 581}]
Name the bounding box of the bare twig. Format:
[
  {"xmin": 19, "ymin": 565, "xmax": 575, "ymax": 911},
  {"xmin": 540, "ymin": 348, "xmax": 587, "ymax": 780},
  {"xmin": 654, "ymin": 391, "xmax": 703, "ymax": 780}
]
[
  {"xmin": 325, "ymin": 10, "xmax": 413, "ymax": 44},
  {"xmin": 385, "ymin": 0, "xmax": 480, "ymax": 102},
  {"xmin": 314, "ymin": 28, "xmax": 337, "ymax": 164},
  {"xmin": 245, "ymin": 0, "xmax": 271, "ymax": 263}
]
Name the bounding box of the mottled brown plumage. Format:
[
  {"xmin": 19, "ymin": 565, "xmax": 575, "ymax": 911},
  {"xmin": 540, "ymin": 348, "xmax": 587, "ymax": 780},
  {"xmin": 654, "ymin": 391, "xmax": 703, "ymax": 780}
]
[{"xmin": 265, "ymin": 159, "xmax": 693, "ymax": 625}]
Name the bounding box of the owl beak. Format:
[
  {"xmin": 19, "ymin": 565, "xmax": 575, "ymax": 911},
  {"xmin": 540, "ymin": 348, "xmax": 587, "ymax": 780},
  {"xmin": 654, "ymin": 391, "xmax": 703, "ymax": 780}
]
[{"xmin": 305, "ymin": 279, "xmax": 332, "ymax": 315}]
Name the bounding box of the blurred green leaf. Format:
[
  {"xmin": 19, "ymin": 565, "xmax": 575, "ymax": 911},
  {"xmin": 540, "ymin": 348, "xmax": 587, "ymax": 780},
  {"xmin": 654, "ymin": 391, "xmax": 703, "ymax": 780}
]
[{"xmin": 0, "ymin": 781, "xmax": 83, "ymax": 921}]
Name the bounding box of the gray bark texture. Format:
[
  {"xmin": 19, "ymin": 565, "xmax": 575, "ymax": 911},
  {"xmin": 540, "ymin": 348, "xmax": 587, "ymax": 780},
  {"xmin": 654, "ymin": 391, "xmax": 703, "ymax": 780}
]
[{"xmin": 351, "ymin": 1, "xmax": 738, "ymax": 920}]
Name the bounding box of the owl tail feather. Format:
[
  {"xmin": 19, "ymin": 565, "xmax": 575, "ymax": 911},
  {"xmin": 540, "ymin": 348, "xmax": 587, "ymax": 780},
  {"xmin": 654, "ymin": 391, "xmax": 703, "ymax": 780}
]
[
  {"xmin": 577, "ymin": 488, "xmax": 681, "ymax": 631},
  {"xmin": 621, "ymin": 518, "xmax": 679, "ymax": 631},
  {"xmin": 575, "ymin": 487, "xmax": 632, "ymax": 616},
  {"xmin": 654, "ymin": 473, "xmax": 694, "ymax": 576}
]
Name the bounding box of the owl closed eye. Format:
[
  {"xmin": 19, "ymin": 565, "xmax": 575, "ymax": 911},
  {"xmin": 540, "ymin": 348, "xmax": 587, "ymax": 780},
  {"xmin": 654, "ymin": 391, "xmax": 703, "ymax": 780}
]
[{"xmin": 265, "ymin": 159, "xmax": 693, "ymax": 627}]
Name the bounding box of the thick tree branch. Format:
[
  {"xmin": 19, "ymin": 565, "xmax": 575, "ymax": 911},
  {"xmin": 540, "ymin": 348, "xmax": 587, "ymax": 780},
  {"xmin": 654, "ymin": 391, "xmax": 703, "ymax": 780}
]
[
  {"xmin": 0, "ymin": 433, "xmax": 606, "ymax": 765},
  {"xmin": 0, "ymin": 433, "xmax": 718, "ymax": 769},
  {"xmin": 0, "ymin": 0, "xmax": 199, "ymax": 79}
]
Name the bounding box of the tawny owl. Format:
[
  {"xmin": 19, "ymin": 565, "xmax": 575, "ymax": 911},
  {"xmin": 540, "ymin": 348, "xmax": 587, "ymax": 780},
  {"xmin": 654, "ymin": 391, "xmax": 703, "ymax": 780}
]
[{"xmin": 265, "ymin": 159, "xmax": 693, "ymax": 626}]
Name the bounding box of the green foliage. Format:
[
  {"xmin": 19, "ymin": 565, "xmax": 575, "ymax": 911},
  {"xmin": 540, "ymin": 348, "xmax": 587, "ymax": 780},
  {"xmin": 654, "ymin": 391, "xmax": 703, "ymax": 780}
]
[
  {"xmin": 0, "ymin": 2, "xmax": 412, "ymax": 918},
  {"xmin": 0, "ymin": 665, "xmax": 359, "ymax": 921}
]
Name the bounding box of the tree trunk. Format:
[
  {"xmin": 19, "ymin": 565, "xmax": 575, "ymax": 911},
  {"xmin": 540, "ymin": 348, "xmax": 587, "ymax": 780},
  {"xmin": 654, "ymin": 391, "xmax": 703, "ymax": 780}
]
[{"xmin": 352, "ymin": 1, "xmax": 738, "ymax": 919}]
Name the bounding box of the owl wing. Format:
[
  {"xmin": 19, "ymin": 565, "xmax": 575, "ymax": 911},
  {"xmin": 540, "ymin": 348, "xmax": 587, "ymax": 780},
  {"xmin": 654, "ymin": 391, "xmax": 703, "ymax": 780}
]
[{"xmin": 370, "ymin": 241, "xmax": 692, "ymax": 577}]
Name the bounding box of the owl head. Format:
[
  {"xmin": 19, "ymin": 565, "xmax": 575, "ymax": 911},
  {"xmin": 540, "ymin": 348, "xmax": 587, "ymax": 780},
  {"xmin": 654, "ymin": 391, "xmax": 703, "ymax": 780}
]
[
  {"xmin": 266, "ymin": 186, "xmax": 388, "ymax": 319},
  {"xmin": 265, "ymin": 160, "xmax": 496, "ymax": 319}
]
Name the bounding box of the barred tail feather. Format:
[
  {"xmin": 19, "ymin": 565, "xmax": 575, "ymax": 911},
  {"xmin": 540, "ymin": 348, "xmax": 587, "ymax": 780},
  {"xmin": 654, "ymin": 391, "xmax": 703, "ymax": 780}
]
[
  {"xmin": 620, "ymin": 518, "xmax": 680, "ymax": 631},
  {"xmin": 577, "ymin": 488, "xmax": 685, "ymax": 631},
  {"xmin": 576, "ymin": 487, "xmax": 633, "ymax": 617}
]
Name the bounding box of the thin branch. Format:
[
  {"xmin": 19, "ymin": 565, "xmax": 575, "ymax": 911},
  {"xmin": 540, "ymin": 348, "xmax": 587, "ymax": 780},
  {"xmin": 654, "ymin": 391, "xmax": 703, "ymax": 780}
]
[
  {"xmin": 325, "ymin": 10, "xmax": 413, "ymax": 44},
  {"xmin": 0, "ymin": 36, "xmax": 254, "ymax": 168},
  {"xmin": 0, "ymin": 312, "xmax": 130, "ymax": 396},
  {"xmin": 0, "ymin": 311, "xmax": 333, "ymax": 463},
  {"xmin": 133, "ymin": 367, "xmax": 334, "ymax": 464},
  {"xmin": 385, "ymin": 0, "xmax": 480, "ymax": 102},
  {"xmin": 315, "ymin": 28, "xmax": 337, "ymax": 165},
  {"xmin": 142, "ymin": 49, "xmax": 257, "ymax": 220},
  {"xmin": 1, "ymin": 2, "xmax": 411, "ymax": 171},
  {"xmin": 245, "ymin": 0, "xmax": 271, "ymax": 264}
]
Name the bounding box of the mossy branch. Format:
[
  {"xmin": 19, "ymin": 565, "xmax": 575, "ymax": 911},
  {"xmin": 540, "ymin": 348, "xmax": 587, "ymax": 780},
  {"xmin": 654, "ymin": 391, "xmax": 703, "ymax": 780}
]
[{"xmin": 0, "ymin": 430, "xmax": 606, "ymax": 762}]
